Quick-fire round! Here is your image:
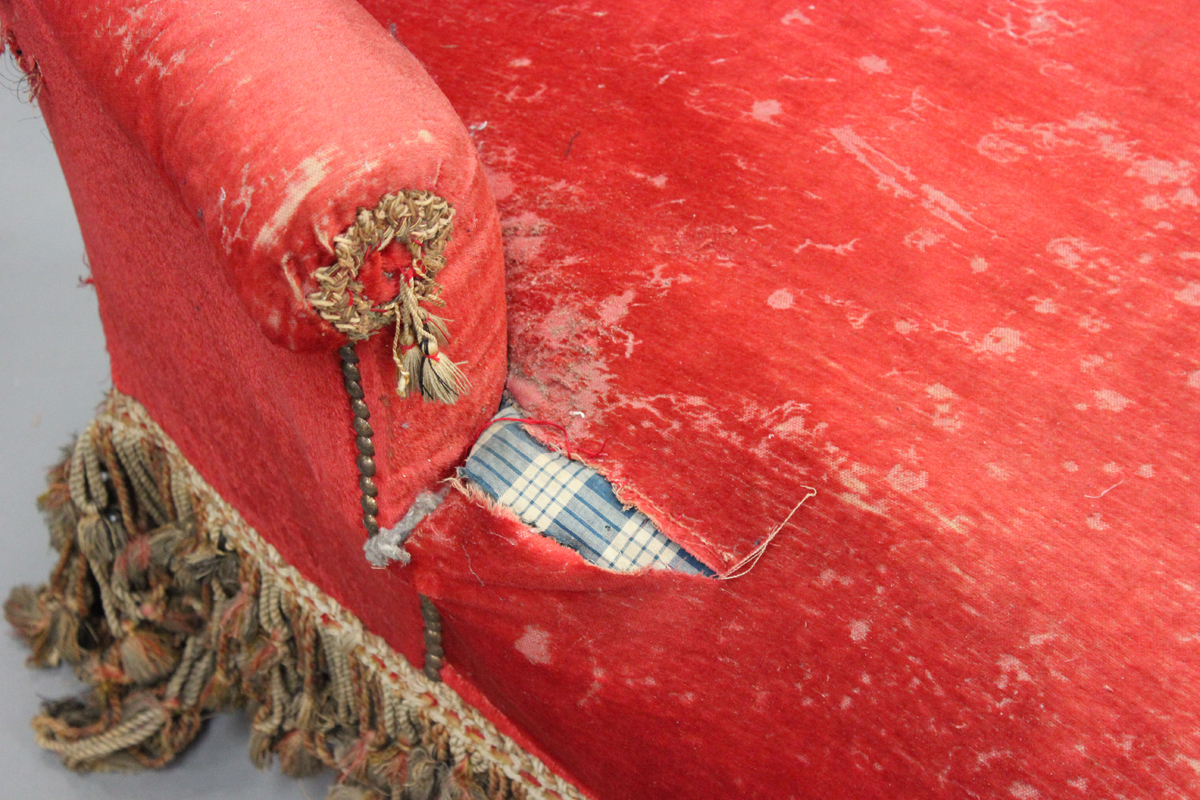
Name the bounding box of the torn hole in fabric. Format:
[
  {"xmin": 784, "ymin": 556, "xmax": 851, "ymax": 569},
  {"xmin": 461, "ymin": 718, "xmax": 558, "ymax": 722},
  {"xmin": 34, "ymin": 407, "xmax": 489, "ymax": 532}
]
[{"xmin": 460, "ymin": 403, "xmax": 715, "ymax": 577}]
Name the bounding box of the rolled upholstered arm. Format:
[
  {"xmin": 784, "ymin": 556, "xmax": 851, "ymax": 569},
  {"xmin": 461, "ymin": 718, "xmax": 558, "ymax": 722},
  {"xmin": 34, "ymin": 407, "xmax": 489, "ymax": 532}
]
[{"xmin": 0, "ymin": 0, "xmax": 506, "ymax": 666}]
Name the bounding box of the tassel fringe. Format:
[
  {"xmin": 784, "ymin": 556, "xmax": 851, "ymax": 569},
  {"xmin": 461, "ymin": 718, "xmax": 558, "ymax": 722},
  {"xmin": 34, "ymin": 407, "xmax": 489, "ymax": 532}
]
[
  {"xmin": 4, "ymin": 393, "xmax": 581, "ymax": 800},
  {"xmin": 308, "ymin": 190, "xmax": 469, "ymax": 404}
]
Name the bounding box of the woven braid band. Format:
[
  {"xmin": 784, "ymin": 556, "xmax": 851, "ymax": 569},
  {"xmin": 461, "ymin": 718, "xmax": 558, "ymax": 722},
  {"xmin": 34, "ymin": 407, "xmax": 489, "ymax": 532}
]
[{"xmin": 4, "ymin": 391, "xmax": 583, "ymax": 800}]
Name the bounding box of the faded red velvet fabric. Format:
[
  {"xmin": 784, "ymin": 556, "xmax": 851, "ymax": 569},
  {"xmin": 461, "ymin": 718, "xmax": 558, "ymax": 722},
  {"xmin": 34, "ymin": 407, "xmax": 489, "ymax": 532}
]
[
  {"xmin": 7, "ymin": 0, "xmax": 1200, "ymax": 798},
  {"xmin": 0, "ymin": 0, "xmax": 506, "ymax": 670},
  {"xmin": 385, "ymin": 2, "xmax": 1199, "ymax": 798}
]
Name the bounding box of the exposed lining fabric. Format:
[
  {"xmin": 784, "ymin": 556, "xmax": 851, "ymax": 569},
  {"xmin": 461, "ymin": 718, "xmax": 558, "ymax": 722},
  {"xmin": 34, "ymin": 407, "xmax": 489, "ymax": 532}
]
[{"xmin": 461, "ymin": 405, "xmax": 714, "ymax": 576}]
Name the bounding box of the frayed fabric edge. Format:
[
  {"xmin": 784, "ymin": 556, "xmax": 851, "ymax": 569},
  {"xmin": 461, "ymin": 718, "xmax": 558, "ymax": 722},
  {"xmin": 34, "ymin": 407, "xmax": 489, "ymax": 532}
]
[{"xmin": 3, "ymin": 390, "xmax": 584, "ymax": 800}]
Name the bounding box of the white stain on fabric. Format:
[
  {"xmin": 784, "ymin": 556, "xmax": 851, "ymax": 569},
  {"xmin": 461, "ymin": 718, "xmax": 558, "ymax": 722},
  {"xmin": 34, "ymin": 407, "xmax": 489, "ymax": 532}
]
[
  {"xmin": 767, "ymin": 289, "xmax": 795, "ymax": 310},
  {"xmin": 886, "ymin": 465, "xmax": 928, "ymax": 493},
  {"xmin": 751, "ymin": 99, "xmax": 783, "ymax": 123},
  {"xmin": 850, "ymin": 620, "xmax": 871, "ymax": 641},
  {"xmin": 515, "ymin": 626, "xmax": 552, "ymax": 665},
  {"xmin": 980, "ymin": 327, "xmax": 1023, "ymax": 355},
  {"xmin": 252, "ymin": 153, "xmax": 332, "ymax": 251},
  {"xmin": 1093, "ymin": 390, "xmax": 1132, "ymax": 411},
  {"xmin": 781, "ymin": 9, "xmax": 812, "ymax": 25},
  {"xmin": 856, "ymin": 55, "xmax": 891, "ymax": 74},
  {"xmin": 1174, "ymin": 282, "xmax": 1200, "ymax": 306},
  {"xmin": 509, "ymin": 57, "xmax": 532, "ymax": 67}
]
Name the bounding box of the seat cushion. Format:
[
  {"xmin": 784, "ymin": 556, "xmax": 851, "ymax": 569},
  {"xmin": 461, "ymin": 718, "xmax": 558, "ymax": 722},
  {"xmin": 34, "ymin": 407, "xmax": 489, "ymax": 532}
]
[{"xmin": 367, "ymin": 1, "xmax": 1200, "ymax": 797}]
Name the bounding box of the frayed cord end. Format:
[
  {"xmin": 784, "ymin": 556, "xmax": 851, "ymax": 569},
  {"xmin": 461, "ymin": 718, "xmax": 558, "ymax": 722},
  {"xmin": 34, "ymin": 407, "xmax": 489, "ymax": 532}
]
[{"xmin": 363, "ymin": 487, "xmax": 449, "ymax": 568}]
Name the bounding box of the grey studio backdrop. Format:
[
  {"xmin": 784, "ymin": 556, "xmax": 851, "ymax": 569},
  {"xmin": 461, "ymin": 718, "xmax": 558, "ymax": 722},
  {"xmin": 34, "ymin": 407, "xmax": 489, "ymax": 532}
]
[{"xmin": 1, "ymin": 66, "xmax": 334, "ymax": 798}]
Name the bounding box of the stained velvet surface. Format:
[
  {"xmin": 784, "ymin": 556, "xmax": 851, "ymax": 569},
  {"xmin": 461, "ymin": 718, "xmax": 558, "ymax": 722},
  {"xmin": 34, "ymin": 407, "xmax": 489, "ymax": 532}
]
[
  {"xmin": 383, "ymin": 3, "xmax": 1200, "ymax": 798},
  {"xmin": 5, "ymin": 0, "xmax": 1199, "ymax": 798}
]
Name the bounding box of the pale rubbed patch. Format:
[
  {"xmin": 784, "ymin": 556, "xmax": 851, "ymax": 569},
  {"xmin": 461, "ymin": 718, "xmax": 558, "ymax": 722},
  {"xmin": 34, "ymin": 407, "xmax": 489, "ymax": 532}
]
[
  {"xmin": 781, "ymin": 9, "xmax": 812, "ymax": 25},
  {"xmin": 416, "ymin": 129, "xmax": 435, "ymax": 144},
  {"xmin": 252, "ymin": 153, "xmax": 332, "ymax": 251},
  {"xmin": 1009, "ymin": 782, "xmax": 1041, "ymax": 800},
  {"xmin": 1175, "ymin": 187, "xmax": 1198, "ymax": 206},
  {"xmin": 856, "ymin": 55, "xmax": 891, "ymax": 74},
  {"xmin": 1187, "ymin": 370, "xmax": 1200, "ymax": 389},
  {"xmin": 904, "ymin": 228, "xmax": 945, "ymax": 251},
  {"xmin": 977, "ymin": 133, "xmax": 1027, "ymax": 164},
  {"xmin": 849, "ymin": 620, "xmax": 870, "ymax": 641},
  {"xmin": 509, "ymin": 57, "xmax": 532, "ymax": 67},
  {"xmin": 1174, "ymin": 282, "xmax": 1200, "ymax": 306},
  {"xmin": 886, "ymin": 464, "xmax": 927, "ymax": 493},
  {"xmin": 926, "ymin": 384, "xmax": 955, "ymax": 401},
  {"xmin": 514, "ymin": 626, "xmax": 552, "ymax": 665},
  {"xmin": 1093, "ymin": 390, "xmax": 1132, "ymax": 411},
  {"xmin": 1142, "ymin": 194, "xmax": 1168, "ymax": 211},
  {"xmin": 895, "ymin": 319, "xmax": 918, "ymax": 335},
  {"xmin": 767, "ymin": 289, "xmax": 795, "ymax": 310},
  {"xmin": 1125, "ymin": 157, "xmax": 1195, "ymax": 185},
  {"xmin": 751, "ymin": 99, "xmax": 783, "ymax": 123},
  {"xmin": 1078, "ymin": 315, "xmax": 1110, "ymax": 334},
  {"xmin": 485, "ymin": 168, "xmax": 515, "ymax": 202},
  {"xmin": 597, "ymin": 290, "xmax": 635, "ymax": 325},
  {"xmin": 1137, "ymin": 464, "xmax": 1155, "ymax": 478},
  {"xmin": 980, "ymin": 327, "xmax": 1023, "ymax": 355},
  {"xmin": 970, "ymin": 255, "xmax": 989, "ymax": 273},
  {"xmin": 986, "ymin": 463, "xmax": 1012, "ymax": 481},
  {"xmin": 1030, "ymin": 297, "xmax": 1059, "ymax": 314},
  {"xmin": 1062, "ymin": 461, "xmax": 1078, "ymax": 472},
  {"xmin": 630, "ymin": 171, "xmax": 668, "ymax": 188}
]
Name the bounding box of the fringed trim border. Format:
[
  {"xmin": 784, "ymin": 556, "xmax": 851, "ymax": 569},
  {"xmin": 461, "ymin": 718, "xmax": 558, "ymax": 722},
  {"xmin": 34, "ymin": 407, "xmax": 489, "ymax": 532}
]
[{"xmin": 4, "ymin": 390, "xmax": 584, "ymax": 800}]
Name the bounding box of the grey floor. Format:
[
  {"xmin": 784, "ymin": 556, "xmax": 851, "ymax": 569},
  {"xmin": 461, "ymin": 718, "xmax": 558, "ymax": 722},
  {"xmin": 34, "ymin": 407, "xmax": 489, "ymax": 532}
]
[{"xmin": 1, "ymin": 63, "xmax": 333, "ymax": 799}]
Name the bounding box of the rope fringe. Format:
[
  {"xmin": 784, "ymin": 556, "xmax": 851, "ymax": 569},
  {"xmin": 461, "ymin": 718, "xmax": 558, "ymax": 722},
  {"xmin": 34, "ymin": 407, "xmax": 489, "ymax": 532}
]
[{"xmin": 4, "ymin": 394, "xmax": 582, "ymax": 800}]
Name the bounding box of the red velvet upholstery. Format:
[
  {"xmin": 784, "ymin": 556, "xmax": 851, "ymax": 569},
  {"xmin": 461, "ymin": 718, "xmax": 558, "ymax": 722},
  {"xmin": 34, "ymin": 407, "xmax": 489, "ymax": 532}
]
[
  {"xmin": 5, "ymin": 1, "xmax": 1200, "ymax": 798},
  {"xmin": 0, "ymin": 0, "xmax": 506, "ymax": 670}
]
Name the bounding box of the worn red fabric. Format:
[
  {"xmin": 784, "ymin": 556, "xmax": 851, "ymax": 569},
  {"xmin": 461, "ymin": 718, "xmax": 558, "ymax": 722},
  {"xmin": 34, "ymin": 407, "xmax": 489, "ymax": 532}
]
[
  {"xmin": 0, "ymin": 0, "xmax": 506, "ymax": 670},
  {"xmin": 378, "ymin": 2, "xmax": 1197, "ymax": 799},
  {"xmin": 8, "ymin": 0, "xmax": 1200, "ymax": 798}
]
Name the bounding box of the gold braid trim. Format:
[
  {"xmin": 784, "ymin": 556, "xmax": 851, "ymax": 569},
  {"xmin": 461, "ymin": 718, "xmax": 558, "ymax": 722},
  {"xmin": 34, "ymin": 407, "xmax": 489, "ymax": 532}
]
[
  {"xmin": 308, "ymin": 191, "xmax": 470, "ymax": 404},
  {"xmin": 5, "ymin": 391, "xmax": 584, "ymax": 800}
]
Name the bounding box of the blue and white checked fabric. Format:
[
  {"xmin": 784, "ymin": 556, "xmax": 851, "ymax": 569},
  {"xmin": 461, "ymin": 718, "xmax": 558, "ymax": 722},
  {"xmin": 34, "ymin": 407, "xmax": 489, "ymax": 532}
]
[{"xmin": 461, "ymin": 406, "xmax": 714, "ymax": 576}]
